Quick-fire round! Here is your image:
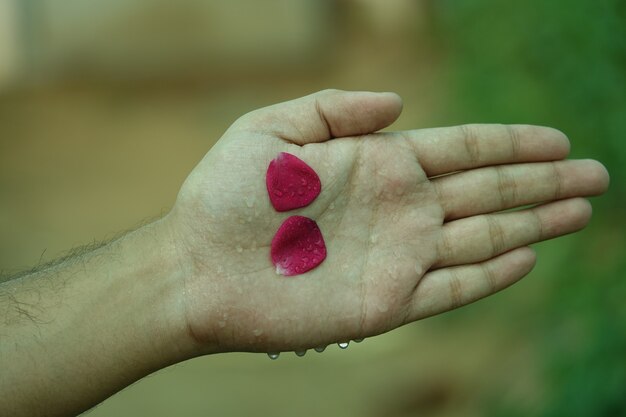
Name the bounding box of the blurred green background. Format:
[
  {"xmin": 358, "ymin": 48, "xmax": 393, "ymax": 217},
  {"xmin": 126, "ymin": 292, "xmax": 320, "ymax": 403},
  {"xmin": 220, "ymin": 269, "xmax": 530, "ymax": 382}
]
[{"xmin": 0, "ymin": 0, "xmax": 624, "ymax": 416}]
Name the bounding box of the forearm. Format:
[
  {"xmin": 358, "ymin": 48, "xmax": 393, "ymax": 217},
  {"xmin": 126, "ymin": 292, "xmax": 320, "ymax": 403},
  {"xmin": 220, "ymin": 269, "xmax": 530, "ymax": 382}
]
[{"xmin": 0, "ymin": 218, "xmax": 193, "ymax": 417}]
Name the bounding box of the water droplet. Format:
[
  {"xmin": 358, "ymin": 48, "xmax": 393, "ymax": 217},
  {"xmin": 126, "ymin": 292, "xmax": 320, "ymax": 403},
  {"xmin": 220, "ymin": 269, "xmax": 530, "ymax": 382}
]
[
  {"xmin": 267, "ymin": 352, "xmax": 280, "ymax": 360},
  {"xmin": 236, "ymin": 245, "xmax": 243, "ymax": 253},
  {"xmin": 314, "ymin": 346, "xmax": 326, "ymax": 353},
  {"xmin": 338, "ymin": 341, "xmax": 350, "ymax": 349},
  {"xmin": 295, "ymin": 350, "xmax": 307, "ymax": 357},
  {"xmin": 353, "ymin": 338, "xmax": 364, "ymax": 343}
]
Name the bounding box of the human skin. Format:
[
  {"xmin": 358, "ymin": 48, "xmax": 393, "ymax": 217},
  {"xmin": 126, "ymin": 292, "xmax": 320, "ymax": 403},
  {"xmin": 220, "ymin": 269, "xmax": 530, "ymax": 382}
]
[{"xmin": 0, "ymin": 90, "xmax": 610, "ymax": 416}]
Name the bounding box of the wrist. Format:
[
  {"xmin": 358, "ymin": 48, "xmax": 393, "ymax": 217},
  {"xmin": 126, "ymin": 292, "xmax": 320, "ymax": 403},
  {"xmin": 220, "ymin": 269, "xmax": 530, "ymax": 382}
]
[
  {"xmin": 120, "ymin": 217, "xmax": 200, "ymax": 363},
  {"xmin": 163, "ymin": 206, "xmax": 227, "ymax": 355}
]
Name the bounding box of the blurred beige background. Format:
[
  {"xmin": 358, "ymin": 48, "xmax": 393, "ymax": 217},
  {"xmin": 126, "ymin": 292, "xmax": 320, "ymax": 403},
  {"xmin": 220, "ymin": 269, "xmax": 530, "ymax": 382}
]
[{"xmin": 3, "ymin": 1, "xmax": 619, "ymax": 416}]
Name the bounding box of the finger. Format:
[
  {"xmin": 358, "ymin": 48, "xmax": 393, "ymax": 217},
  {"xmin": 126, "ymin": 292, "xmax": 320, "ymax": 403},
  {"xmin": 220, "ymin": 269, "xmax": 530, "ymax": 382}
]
[
  {"xmin": 408, "ymin": 247, "xmax": 536, "ymax": 321},
  {"xmin": 435, "ymin": 198, "xmax": 591, "ymax": 268},
  {"xmin": 403, "ymin": 124, "xmax": 570, "ymax": 176},
  {"xmin": 434, "ymin": 159, "xmax": 610, "ymax": 220},
  {"xmin": 235, "ymin": 89, "xmax": 403, "ymax": 145}
]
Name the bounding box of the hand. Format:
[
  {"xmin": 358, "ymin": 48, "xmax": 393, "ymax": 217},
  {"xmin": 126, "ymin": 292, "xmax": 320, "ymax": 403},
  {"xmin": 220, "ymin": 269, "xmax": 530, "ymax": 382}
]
[{"xmin": 166, "ymin": 89, "xmax": 609, "ymax": 354}]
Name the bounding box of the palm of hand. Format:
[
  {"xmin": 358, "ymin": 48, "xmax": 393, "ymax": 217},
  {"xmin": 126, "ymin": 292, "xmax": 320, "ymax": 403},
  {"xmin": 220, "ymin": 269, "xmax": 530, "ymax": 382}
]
[
  {"xmin": 173, "ymin": 132, "xmax": 440, "ymax": 352},
  {"xmin": 168, "ymin": 90, "xmax": 608, "ymax": 354}
]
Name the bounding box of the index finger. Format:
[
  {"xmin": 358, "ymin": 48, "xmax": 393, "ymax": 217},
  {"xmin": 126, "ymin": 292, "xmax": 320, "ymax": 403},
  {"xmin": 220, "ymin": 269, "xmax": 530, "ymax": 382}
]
[{"xmin": 401, "ymin": 124, "xmax": 571, "ymax": 176}]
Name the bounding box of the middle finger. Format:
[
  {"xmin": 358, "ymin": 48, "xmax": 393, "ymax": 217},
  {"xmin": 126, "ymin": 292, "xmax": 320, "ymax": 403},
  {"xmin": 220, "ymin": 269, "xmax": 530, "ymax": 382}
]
[{"xmin": 432, "ymin": 159, "xmax": 608, "ymax": 221}]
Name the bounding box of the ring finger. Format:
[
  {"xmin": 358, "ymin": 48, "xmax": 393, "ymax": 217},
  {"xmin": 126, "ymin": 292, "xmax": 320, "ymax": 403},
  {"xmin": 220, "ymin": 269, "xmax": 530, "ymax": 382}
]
[{"xmin": 433, "ymin": 197, "xmax": 592, "ymax": 268}]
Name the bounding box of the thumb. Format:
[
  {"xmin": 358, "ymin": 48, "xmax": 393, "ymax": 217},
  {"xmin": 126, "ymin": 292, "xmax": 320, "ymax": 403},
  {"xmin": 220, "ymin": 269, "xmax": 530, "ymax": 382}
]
[{"xmin": 235, "ymin": 89, "xmax": 403, "ymax": 145}]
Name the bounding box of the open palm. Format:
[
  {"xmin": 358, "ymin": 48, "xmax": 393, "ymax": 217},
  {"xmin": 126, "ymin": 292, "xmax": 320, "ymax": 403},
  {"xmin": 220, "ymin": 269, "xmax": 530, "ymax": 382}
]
[{"xmin": 168, "ymin": 90, "xmax": 608, "ymax": 355}]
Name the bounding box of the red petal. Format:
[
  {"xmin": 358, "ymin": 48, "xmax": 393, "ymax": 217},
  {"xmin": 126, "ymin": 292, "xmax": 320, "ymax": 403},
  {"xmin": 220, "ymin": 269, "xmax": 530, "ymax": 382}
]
[
  {"xmin": 266, "ymin": 152, "xmax": 321, "ymax": 212},
  {"xmin": 271, "ymin": 216, "xmax": 326, "ymax": 276}
]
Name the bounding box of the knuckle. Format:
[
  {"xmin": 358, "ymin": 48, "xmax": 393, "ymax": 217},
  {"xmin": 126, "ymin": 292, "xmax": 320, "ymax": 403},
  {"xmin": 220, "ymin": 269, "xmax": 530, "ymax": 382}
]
[
  {"xmin": 480, "ymin": 263, "xmax": 498, "ymax": 293},
  {"xmin": 485, "ymin": 215, "xmax": 506, "ymax": 257},
  {"xmin": 505, "ymin": 125, "xmax": 522, "ymax": 159},
  {"xmin": 495, "ymin": 166, "xmax": 518, "ymax": 208},
  {"xmin": 550, "ymin": 162, "xmax": 564, "ymax": 200},
  {"xmin": 448, "ymin": 270, "xmax": 464, "ymax": 308},
  {"xmin": 460, "ymin": 124, "xmax": 481, "ymax": 165},
  {"xmin": 437, "ymin": 230, "xmax": 455, "ymax": 263}
]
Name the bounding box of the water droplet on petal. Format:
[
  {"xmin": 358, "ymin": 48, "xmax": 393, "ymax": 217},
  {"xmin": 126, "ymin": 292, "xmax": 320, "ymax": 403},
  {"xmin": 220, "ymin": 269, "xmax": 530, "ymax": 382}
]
[
  {"xmin": 295, "ymin": 350, "xmax": 307, "ymax": 357},
  {"xmin": 338, "ymin": 341, "xmax": 350, "ymax": 349},
  {"xmin": 314, "ymin": 346, "xmax": 326, "ymax": 353},
  {"xmin": 353, "ymin": 338, "xmax": 364, "ymax": 343},
  {"xmin": 270, "ymin": 216, "xmax": 327, "ymax": 276},
  {"xmin": 268, "ymin": 352, "xmax": 280, "ymax": 360}
]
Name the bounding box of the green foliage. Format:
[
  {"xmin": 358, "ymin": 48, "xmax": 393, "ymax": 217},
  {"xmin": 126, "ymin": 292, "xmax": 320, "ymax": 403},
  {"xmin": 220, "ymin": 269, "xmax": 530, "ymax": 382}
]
[
  {"xmin": 436, "ymin": 0, "xmax": 626, "ymax": 415},
  {"xmin": 437, "ymin": 0, "xmax": 626, "ymax": 197}
]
